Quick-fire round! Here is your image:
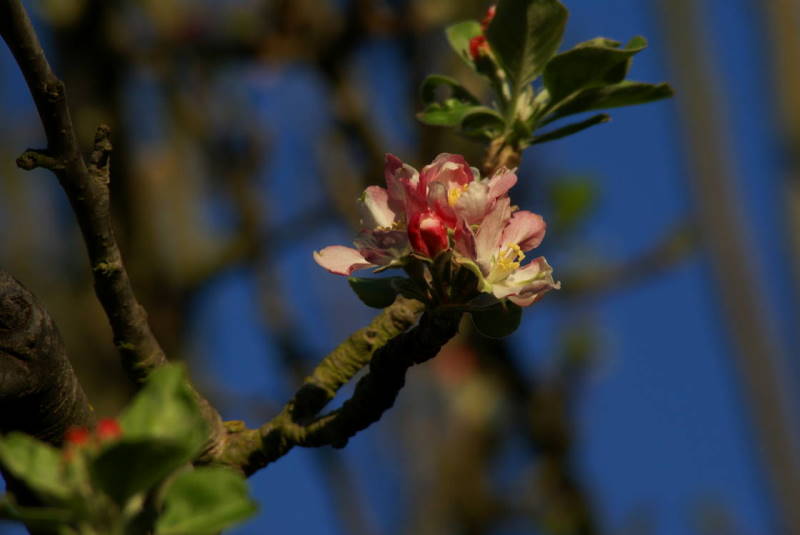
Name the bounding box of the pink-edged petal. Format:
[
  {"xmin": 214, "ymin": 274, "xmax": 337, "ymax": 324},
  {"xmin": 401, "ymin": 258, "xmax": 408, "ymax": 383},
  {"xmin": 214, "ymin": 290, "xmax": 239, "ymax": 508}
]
[
  {"xmin": 453, "ymin": 218, "xmax": 477, "ymax": 261},
  {"xmin": 475, "ymin": 197, "xmax": 511, "ymax": 266},
  {"xmin": 428, "ymin": 181, "xmax": 458, "ymax": 227},
  {"xmin": 408, "ymin": 211, "xmax": 449, "ymax": 258},
  {"xmin": 358, "ymin": 186, "xmax": 395, "ymax": 229},
  {"xmin": 420, "ymin": 153, "xmax": 473, "ymax": 189},
  {"xmin": 353, "ymin": 229, "xmax": 409, "ymax": 265},
  {"xmin": 491, "ymin": 257, "xmax": 560, "ymax": 306},
  {"xmin": 384, "ymin": 153, "xmax": 420, "ymax": 217},
  {"xmin": 313, "ymin": 246, "xmax": 375, "ymax": 275},
  {"xmin": 453, "ymin": 181, "xmax": 490, "ymax": 225},
  {"xmin": 487, "ymin": 167, "xmax": 517, "ymax": 201},
  {"xmin": 500, "ymin": 210, "xmax": 546, "ymax": 251}
]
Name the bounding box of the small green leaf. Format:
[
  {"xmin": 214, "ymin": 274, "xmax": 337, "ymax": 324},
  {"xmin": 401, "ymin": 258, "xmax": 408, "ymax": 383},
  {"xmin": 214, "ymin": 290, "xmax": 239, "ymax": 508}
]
[
  {"xmin": 419, "ymin": 74, "xmax": 480, "ymax": 106},
  {"xmin": 445, "ymin": 20, "xmax": 483, "ymax": 67},
  {"xmin": 459, "ymin": 107, "xmax": 506, "ymax": 139},
  {"xmin": 545, "ymin": 81, "xmax": 674, "ymax": 123},
  {"xmin": 470, "ymin": 301, "xmax": 523, "ymax": 338},
  {"xmin": 418, "ymin": 75, "xmax": 483, "ymax": 128},
  {"xmin": 0, "ymin": 433, "xmax": 71, "ymax": 503},
  {"xmin": 543, "ymin": 36, "xmax": 648, "ymax": 104},
  {"xmin": 348, "ymin": 277, "xmax": 403, "ymax": 308},
  {"xmin": 418, "ymin": 101, "xmax": 478, "ymax": 127},
  {"xmin": 90, "ymin": 438, "xmax": 196, "ymax": 506},
  {"xmin": 531, "ymin": 113, "xmax": 610, "ymax": 144},
  {"xmin": 575, "ymin": 37, "xmax": 621, "ymax": 48},
  {"xmin": 155, "ymin": 467, "xmax": 258, "ymax": 535},
  {"xmin": 486, "ymin": 0, "xmax": 568, "ymax": 95},
  {"xmin": 120, "ymin": 365, "xmax": 207, "ymax": 459},
  {"xmin": 0, "ymin": 496, "xmax": 76, "ymax": 526}
]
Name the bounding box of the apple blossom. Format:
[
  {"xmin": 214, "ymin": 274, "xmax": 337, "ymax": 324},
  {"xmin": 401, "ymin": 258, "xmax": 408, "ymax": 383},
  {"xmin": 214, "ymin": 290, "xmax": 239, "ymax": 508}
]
[{"xmin": 314, "ymin": 153, "xmax": 558, "ymax": 309}]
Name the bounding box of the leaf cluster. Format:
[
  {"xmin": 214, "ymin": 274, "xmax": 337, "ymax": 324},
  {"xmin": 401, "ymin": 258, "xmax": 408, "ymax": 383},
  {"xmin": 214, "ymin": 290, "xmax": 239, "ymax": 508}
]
[
  {"xmin": 0, "ymin": 366, "xmax": 257, "ymax": 535},
  {"xmin": 418, "ymin": 0, "xmax": 673, "ymax": 148}
]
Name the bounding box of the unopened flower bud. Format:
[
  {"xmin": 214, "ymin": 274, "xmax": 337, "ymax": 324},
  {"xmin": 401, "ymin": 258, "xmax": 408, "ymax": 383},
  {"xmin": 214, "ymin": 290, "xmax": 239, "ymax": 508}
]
[
  {"xmin": 409, "ymin": 211, "xmax": 449, "ymax": 258},
  {"xmin": 64, "ymin": 427, "xmax": 90, "ymax": 446},
  {"xmin": 96, "ymin": 418, "xmax": 122, "ymax": 441},
  {"xmin": 481, "ymin": 5, "xmax": 496, "ymax": 31},
  {"xmin": 469, "ymin": 35, "xmax": 489, "ymax": 61}
]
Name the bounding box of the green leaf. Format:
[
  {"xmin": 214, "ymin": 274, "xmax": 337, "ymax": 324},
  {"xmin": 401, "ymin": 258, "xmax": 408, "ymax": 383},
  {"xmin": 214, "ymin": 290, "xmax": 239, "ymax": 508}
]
[
  {"xmin": 417, "ymin": 75, "xmax": 484, "ymax": 128},
  {"xmin": 486, "ymin": 0, "xmax": 568, "ymax": 94},
  {"xmin": 90, "ymin": 438, "xmax": 196, "ymax": 506},
  {"xmin": 0, "ymin": 496, "xmax": 76, "ymax": 526},
  {"xmin": 0, "ymin": 433, "xmax": 71, "ymax": 503},
  {"xmin": 543, "ymin": 36, "xmax": 648, "ymax": 104},
  {"xmin": 348, "ymin": 277, "xmax": 404, "ymax": 308},
  {"xmin": 459, "ymin": 107, "xmax": 506, "ymax": 139},
  {"xmin": 445, "ymin": 20, "xmax": 483, "ymax": 67},
  {"xmin": 575, "ymin": 37, "xmax": 621, "ymax": 48},
  {"xmin": 155, "ymin": 467, "xmax": 258, "ymax": 535},
  {"xmin": 418, "ymin": 101, "xmax": 478, "ymax": 127},
  {"xmin": 545, "ymin": 81, "xmax": 674, "ymax": 123},
  {"xmin": 470, "ymin": 301, "xmax": 523, "ymax": 338},
  {"xmin": 419, "ymin": 74, "xmax": 480, "ymax": 106},
  {"xmin": 120, "ymin": 365, "xmax": 207, "ymax": 460},
  {"xmin": 531, "ymin": 113, "xmax": 610, "ymax": 144}
]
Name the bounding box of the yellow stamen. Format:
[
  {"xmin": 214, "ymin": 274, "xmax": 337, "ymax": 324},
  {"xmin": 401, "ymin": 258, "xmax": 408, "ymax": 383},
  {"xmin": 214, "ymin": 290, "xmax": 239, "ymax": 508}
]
[
  {"xmin": 447, "ymin": 184, "xmax": 469, "ymax": 206},
  {"xmin": 489, "ymin": 243, "xmax": 525, "ymax": 282}
]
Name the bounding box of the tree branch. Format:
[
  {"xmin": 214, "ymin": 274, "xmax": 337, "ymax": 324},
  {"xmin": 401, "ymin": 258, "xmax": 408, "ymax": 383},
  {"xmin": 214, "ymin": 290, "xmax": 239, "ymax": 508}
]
[
  {"xmin": 215, "ymin": 298, "xmax": 463, "ymax": 475},
  {"xmin": 0, "ymin": 0, "xmax": 226, "ymax": 456},
  {"xmin": 0, "ymin": 272, "xmax": 94, "ymax": 443},
  {"xmin": 0, "ymin": 0, "xmax": 163, "ymax": 385}
]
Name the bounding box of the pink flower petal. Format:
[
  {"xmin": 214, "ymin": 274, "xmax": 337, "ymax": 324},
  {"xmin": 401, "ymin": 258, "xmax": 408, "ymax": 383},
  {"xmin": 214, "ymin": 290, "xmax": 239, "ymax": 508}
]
[
  {"xmin": 501, "ymin": 210, "xmax": 546, "ymax": 251},
  {"xmin": 491, "ymin": 257, "xmax": 560, "ymax": 306},
  {"xmin": 384, "ymin": 153, "xmax": 420, "ymax": 218},
  {"xmin": 453, "ymin": 218, "xmax": 477, "ymax": 260},
  {"xmin": 313, "ymin": 246, "xmax": 375, "ymax": 275},
  {"xmin": 359, "ymin": 186, "xmax": 395, "ymax": 229},
  {"xmin": 353, "ymin": 229, "xmax": 408, "ymax": 265},
  {"xmin": 454, "ymin": 181, "xmax": 490, "ymax": 225},
  {"xmin": 487, "ymin": 168, "xmax": 517, "ymax": 201},
  {"xmin": 475, "ymin": 197, "xmax": 511, "ymax": 267},
  {"xmin": 428, "ymin": 181, "xmax": 458, "ymax": 227},
  {"xmin": 420, "ymin": 153, "xmax": 473, "ymax": 189}
]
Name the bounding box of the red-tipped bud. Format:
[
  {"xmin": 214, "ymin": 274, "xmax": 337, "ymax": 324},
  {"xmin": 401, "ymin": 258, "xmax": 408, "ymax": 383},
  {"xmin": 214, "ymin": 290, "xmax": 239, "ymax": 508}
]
[
  {"xmin": 96, "ymin": 419, "xmax": 122, "ymax": 441},
  {"xmin": 65, "ymin": 427, "xmax": 90, "ymax": 446},
  {"xmin": 408, "ymin": 211, "xmax": 449, "ymax": 258},
  {"xmin": 469, "ymin": 35, "xmax": 489, "ymax": 61},
  {"xmin": 481, "ymin": 5, "xmax": 496, "ymax": 31}
]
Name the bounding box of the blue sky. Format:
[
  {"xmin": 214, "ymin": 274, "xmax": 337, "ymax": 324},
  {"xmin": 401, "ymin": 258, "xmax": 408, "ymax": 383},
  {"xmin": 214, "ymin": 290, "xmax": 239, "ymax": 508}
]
[{"xmin": 2, "ymin": 1, "xmax": 797, "ymax": 534}]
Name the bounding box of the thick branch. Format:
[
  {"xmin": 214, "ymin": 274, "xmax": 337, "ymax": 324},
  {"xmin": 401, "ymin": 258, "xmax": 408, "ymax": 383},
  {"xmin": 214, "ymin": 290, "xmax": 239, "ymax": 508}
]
[
  {"xmin": 215, "ymin": 298, "xmax": 464, "ymax": 475},
  {"xmin": 0, "ymin": 272, "xmax": 94, "ymax": 535},
  {"xmin": 0, "ymin": 272, "xmax": 93, "ymax": 442}
]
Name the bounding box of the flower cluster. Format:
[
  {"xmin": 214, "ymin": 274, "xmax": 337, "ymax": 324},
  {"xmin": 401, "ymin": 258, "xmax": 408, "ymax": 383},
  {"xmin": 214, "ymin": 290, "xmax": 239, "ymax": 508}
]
[{"xmin": 314, "ymin": 153, "xmax": 558, "ymax": 308}]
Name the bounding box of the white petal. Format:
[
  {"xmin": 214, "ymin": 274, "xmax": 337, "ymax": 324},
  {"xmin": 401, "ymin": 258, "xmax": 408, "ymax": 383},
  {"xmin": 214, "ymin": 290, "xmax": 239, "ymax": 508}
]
[
  {"xmin": 359, "ymin": 186, "xmax": 395, "ymax": 228},
  {"xmin": 313, "ymin": 246, "xmax": 375, "ymax": 275}
]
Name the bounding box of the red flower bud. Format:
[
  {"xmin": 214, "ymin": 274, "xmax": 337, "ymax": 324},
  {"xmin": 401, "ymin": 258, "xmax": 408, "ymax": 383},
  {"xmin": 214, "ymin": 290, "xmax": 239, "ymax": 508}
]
[
  {"xmin": 469, "ymin": 35, "xmax": 489, "ymax": 61},
  {"xmin": 408, "ymin": 211, "xmax": 449, "ymax": 258},
  {"xmin": 96, "ymin": 419, "xmax": 122, "ymax": 441},
  {"xmin": 481, "ymin": 5, "xmax": 496, "ymax": 31},
  {"xmin": 64, "ymin": 427, "xmax": 90, "ymax": 446}
]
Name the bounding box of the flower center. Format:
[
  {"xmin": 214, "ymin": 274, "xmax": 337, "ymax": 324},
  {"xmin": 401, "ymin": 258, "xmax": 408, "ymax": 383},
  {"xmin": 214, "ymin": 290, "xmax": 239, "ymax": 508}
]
[
  {"xmin": 447, "ymin": 183, "xmax": 470, "ymax": 206},
  {"xmin": 489, "ymin": 243, "xmax": 525, "ymax": 282}
]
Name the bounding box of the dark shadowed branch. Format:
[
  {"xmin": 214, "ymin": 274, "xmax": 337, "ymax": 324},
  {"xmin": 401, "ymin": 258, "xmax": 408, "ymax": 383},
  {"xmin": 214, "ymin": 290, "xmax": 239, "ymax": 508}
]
[{"xmin": 0, "ymin": 0, "xmax": 226, "ymax": 455}]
